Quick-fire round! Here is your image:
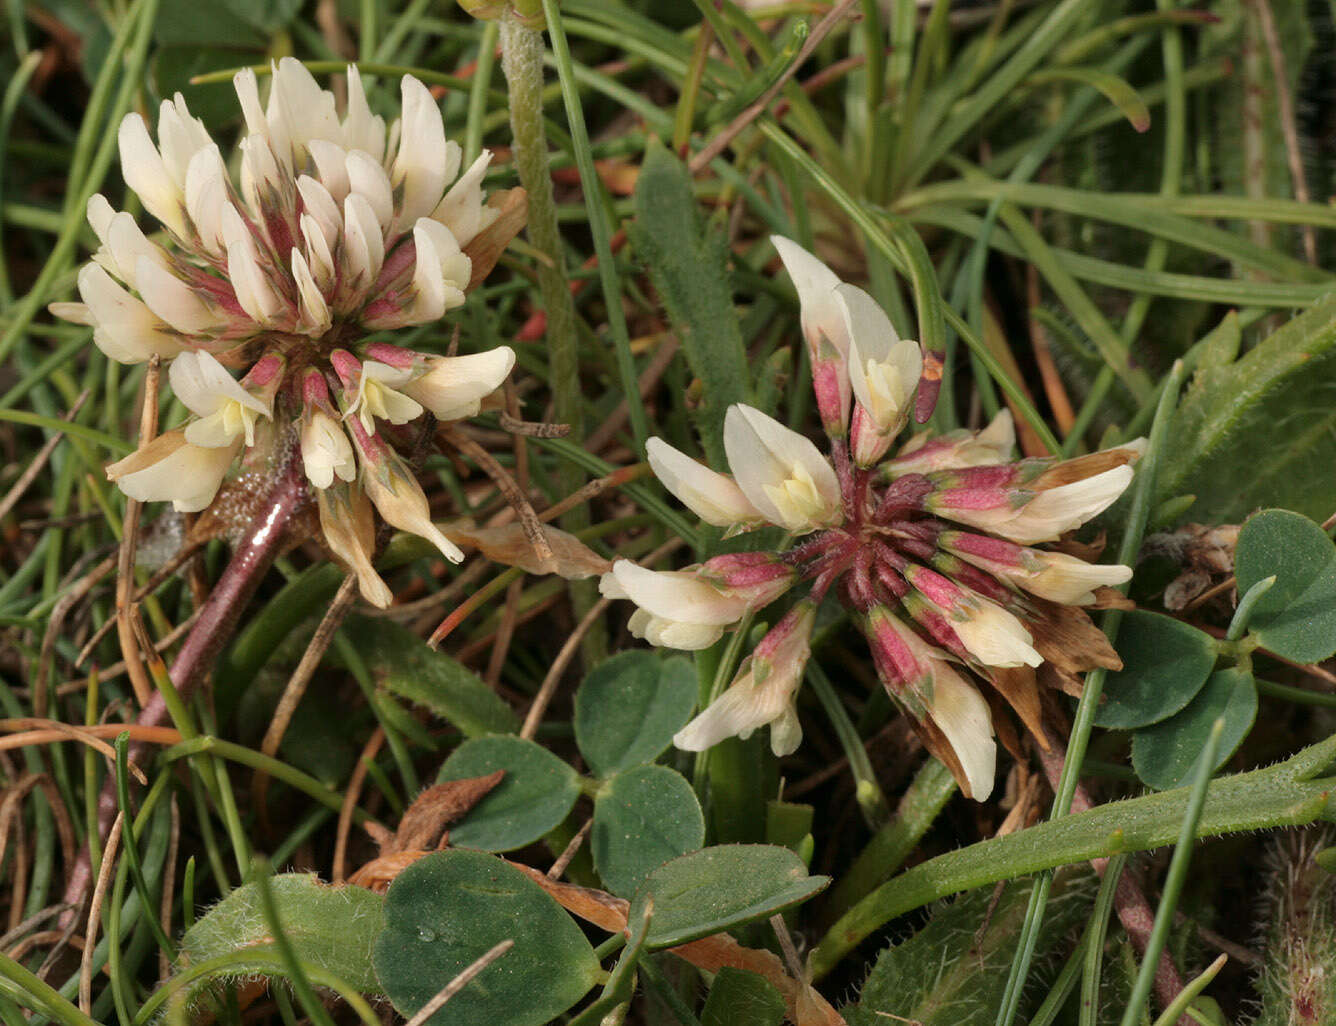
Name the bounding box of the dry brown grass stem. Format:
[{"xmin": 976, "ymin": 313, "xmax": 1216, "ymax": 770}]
[
  {"xmin": 79, "ymin": 812, "xmax": 123, "ymax": 1015},
  {"xmin": 116, "ymin": 356, "xmax": 161, "ymax": 709}
]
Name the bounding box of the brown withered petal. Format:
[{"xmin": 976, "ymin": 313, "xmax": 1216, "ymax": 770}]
[
  {"xmin": 984, "ymin": 689, "xmax": 1029, "ymax": 765},
  {"xmin": 1028, "ymin": 600, "xmax": 1123, "ymax": 677},
  {"xmin": 1032, "ymin": 444, "xmax": 1144, "ymax": 490},
  {"xmin": 464, "ymin": 188, "xmax": 529, "ymax": 291},
  {"xmin": 382, "ymin": 770, "xmax": 507, "ymax": 855},
  {"xmin": 988, "ymin": 666, "xmax": 1051, "ymax": 751},
  {"xmin": 347, "ymin": 850, "xmax": 430, "ymax": 893},
  {"xmin": 445, "ymin": 521, "xmax": 612, "ymax": 579},
  {"xmin": 1089, "ymin": 587, "xmax": 1136, "ymax": 610},
  {"xmin": 1038, "ymin": 661, "xmax": 1085, "ymax": 699}
]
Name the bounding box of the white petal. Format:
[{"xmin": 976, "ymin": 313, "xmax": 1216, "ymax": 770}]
[
  {"xmin": 995, "ymin": 466, "xmax": 1135, "ymax": 545},
  {"xmin": 432, "ymin": 150, "xmax": 495, "ymax": 248},
  {"xmin": 118, "ymin": 113, "xmax": 186, "ymax": 237},
  {"xmin": 611, "ymin": 560, "xmax": 749, "ymax": 626},
  {"xmin": 106, "ymin": 431, "xmax": 237, "ymax": 513},
  {"xmin": 226, "ymin": 239, "xmax": 284, "ymax": 326},
  {"xmin": 302, "ymin": 411, "xmax": 357, "ymax": 489},
  {"xmin": 86, "ymin": 194, "xmax": 116, "ymax": 244},
  {"xmin": 48, "ymin": 301, "xmax": 92, "ymax": 325},
  {"xmin": 291, "ymin": 248, "xmax": 332, "ymax": 336},
  {"xmin": 135, "ymin": 259, "xmax": 222, "ymax": 335},
  {"xmin": 402, "ymin": 348, "xmax": 515, "ymax": 422},
  {"xmin": 639, "ymin": 615, "xmax": 725, "ymax": 650},
  {"xmin": 268, "ymin": 56, "xmax": 339, "ymax": 158},
  {"xmin": 415, "ymin": 219, "xmax": 469, "ymax": 311},
  {"xmin": 341, "ymin": 193, "xmax": 384, "ymax": 295},
  {"xmin": 342, "ymin": 65, "xmax": 386, "ymax": 161},
  {"xmin": 238, "ymin": 135, "xmax": 286, "ymax": 224},
  {"xmin": 723, "ymin": 404, "xmax": 841, "ymax": 531},
  {"xmin": 157, "ymin": 94, "xmax": 212, "ymax": 189},
  {"xmin": 391, "ymin": 76, "xmax": 450, "ymax": 225},
  {"xmin": 169, "ymin": 350, "xmax": 269, "ymax": 420},
  {"xmin": 76, "ymin": 264, "xmax": 182, "ymax": 363},
  {"xmin": 301, "ymin": 213, "xmax": 337, "ymax": 290},
  {"xmin": 772, "ymin": 235, "xmax": 847, "ymax": 358},
  {"xmin": 307, "ymin": 140, "xmax": 351, "ymax": 204},
  {"xmin": 100, "ymin": 212, "xmax": 173, "ymax": 289},
  {"xmin": 838, "ymin": 282, "xmax": 919, "ymax": 433},
  {"xmin": 184, "ymin": 144, "xmax": 232, "ymax": 257},
  {"xmin": 296, "ymin": 175, "xmax": 342, "ymax": 250},
  {"xmin": 232, "ymin": 68, "xmax": 267, "ymax": 137},
  {"xmin": 927, "ymin": 672, "xmax": 996, "ymax": 801},
  {"xmin": 1022, "ymin": 554, "xmax": 1133, "ymax": 605},
  {"xmin": 346, "ymin": 149, "xmax": 394, "ymax": 232},
  {"xmin": 646, "ymin": 437, "xmax": 762, "ymax": 528},
  {"xmin": 952, "ymin": 599, "xmax": 1042, "ymax": 669}
]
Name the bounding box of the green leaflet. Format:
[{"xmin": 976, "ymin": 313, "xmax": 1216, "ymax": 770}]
[
  {"xmin": 172, "ymin": 874, "xmax": 385, "ymax": 1007},
  {"xmin": 1155, "ymin": 293, "xmax": 1336, "ymax": 523},
  {"xmin": 847, "ymin": 871, "xmax": 1094, "ymax": 1025},
  {"xmin": 629, "ymin": 138, "xmax": 753, "ymax": 465}
]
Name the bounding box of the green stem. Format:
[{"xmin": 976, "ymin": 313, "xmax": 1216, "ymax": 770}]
[
  {"xmin": 500, "ymin": 12, "xmax": 599, "ymax": 662},
  {"xmin": 823, "ymin": 756, "xmax": 957, "ymax": 918},
  {"xmin": 500, "ymin": 14, "xmax": 581, "ymax": 459}
]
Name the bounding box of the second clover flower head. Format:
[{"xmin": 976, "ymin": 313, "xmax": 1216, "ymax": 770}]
[
  {"xmin": 56, "ymin": 60, "xmax": 525, "ymax": 609},
  {"xmin": 602, "ymin": 237, "xmax": 1143, "ymax": 801}
]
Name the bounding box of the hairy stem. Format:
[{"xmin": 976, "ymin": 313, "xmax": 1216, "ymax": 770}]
[{"xmin": 500, "ymin": 13, "xmax": 601, "ymax": 661}]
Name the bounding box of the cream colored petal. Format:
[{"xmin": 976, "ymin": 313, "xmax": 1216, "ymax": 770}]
[
  {"xmin": 169, "ymin": 350, "xmax": 269, "ymax": 419},
  {"xmin": 341, "ymin": 192, "xmax": 384, "ymax": 294},
  {"xmin": 306, "ymin": 140, "xmax": 351, "ymax": 205},
  {"xmin": 184, "ymin": 145, "xmax": 232, "ymax": 257},
  {"xmin": 291, "ymin": 249, "xmax": 332, "ymax": 336},
  {"xmin": 362, "ymin": 465, "xmax": 464, "ymax": 564},
  {"xmin": 157, "ymin": 94, "xmax": 212, "ymax": 189},
  {"xmin": 296, "ymin": 175, "xmax": 342, "ymax": 250},
  {"xmin": 610, "ymin": 560, "xmax": 749, "ymax": 626},
  {"xmin": 135, "ymin": 259, "xmax": 222, "ymax": 334},
  {"xmin": 391, "ymin": 75, "xmax": 450, "ymax": 224},
  {"xmin": 106, "ymin": 430, "xmax": 237, "ymax": 513},
  {"xmin": 270, "ymin": 56, "xmax": 340, "ymax": 153},
  {"xmin": 226, "ymin": 239, "xmax": 285, "ymax": 326},
  {"xmin": 723, "ymin": 404, "xmax": 840, "ymax": 531},
  {"xmin": 951, "ymin": 599, "xmax": 1042, "ymax": 669},
  {"xmin": 102, "ymin": 213, "xmax": 173, "ymax": 290},
  {"xmin": 346, "ymin": 149, "xmax": 394, "ymax": 232},
  {"xmin": 232, "ymin": 67, "xmax": 267, "ymax": 137},
  {"xmin": 927, "ymin": 672, "xmax": 996, "ymax": 801},
  {"xmin": 838, "ymin": 282, "xmax": 919, "ymax": 432},
  {"xmin": 302, "ymin": 411, "xmax": 357, "ymax": 489},
  {"xmin": 301, "ymin": 214, "xmax": 337, "ymax": 290},
  {"xmin": 86, "ymin": 193, "xmax": 116, "ymax": 243},
  {"xmin": 772, "ymin": 235, "xmax": 847, "ymax": 357},
  {"xmin": 645, "ymin": 437, "xmax": 761, "ymax": 528},
  {"xmin": 342, "ymin": 65, "xmax": 386, "ymax": 161},
  {"xmin": 76, "ymin": 264, "xmax": 182, "ymax": 364},
  {"xmin": 994, "ymin": 466, "xmax": 1135, "ymax": 545},
  {"xmin": 402, "ymin": 347, "xmax": 515, "ymax": 422},
  {"xmin": 432, "ymin": 150, "xmax": 496, "ymax": 248},
  {"xmin": 640, "ymin": 615, "xmax": 725, "ymax": 651},
  {"xmin": 118, "ymin": 113, "xmax": 186, "ymax": 237}
]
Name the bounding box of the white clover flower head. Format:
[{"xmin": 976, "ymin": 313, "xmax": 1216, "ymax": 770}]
[
  {"xmin": 606, "ymin": 245, "xmax": 1142, "ymax": 802},
  {"xmin": 56, "ymin": 60, "xmax": 526, "ymax": 609}
]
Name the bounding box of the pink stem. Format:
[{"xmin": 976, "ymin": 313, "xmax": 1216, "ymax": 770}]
[{"xmin": 60, "ymin": 450, "xmax": 309, "ymax": 922}]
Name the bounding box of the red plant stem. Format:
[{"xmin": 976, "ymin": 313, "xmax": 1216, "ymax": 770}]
[
  {"xmin": 1038, "ymin": 746, "xmax": 1193, "ymax": 1025},
  {"xmin": 60, "ymin": 451, "xmax": 309, "ymax": 921}
]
